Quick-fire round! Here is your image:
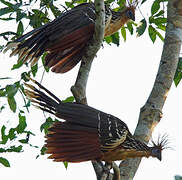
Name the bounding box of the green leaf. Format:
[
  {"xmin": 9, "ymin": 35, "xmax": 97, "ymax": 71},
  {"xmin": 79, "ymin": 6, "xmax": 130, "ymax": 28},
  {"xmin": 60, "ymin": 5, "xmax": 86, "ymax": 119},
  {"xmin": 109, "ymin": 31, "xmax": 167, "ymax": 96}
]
[
  {"xmin": 65, "ymin": 1, "xmax": 74, "ymax": 8},
  {"xmin": 6, "ymin": 145, "xmax": 23, "ymax": 152},
  {"xmin": 157, "ymin": 24, "xmax": 166, "ymax": 31},
  {"xmin": 104, "ymin": 36, "xmax": 112, "ymax": 44},
  {"xmin": 0, "ymin": 105, "xmax": 5, "ymax": 113},
  {"xmin": 40, "ymin": 117, "xmax": 54, "ymax": 134},
  {"xmin": 0, "ymin": 31, "xmax": 17, "ymax": 37},
  {"xmin": 0, "ymin": 77, "xmax": 11, "ymax": 80},
  {"xmin": 0, "ymin": 31, "xmax": 17, "ymax": 41},
  {"xmin": 175, "ymin": 175, "xmax": 182, "ymax": 180},
  {"xmin": 153, "ymin": 17, "xmax": 167, "ymax": 25},
  {"xmin": 155, "ymin": 29, "xmax": 164, "ymax": 41},
  {"xmin": 0, "ymin": 17, "xmax": 15, "ymax": 21},
  {"xmin": 40, "ymin": 146, "xmax": 47, "ymax": 155},
  {"xmin": 148, "ymin": 25, "xmax": 156, "ymax": 43},
  {"xmin": 62, "ymin": 96, "xmax": 75, "ymax": 103},
  {"xmin": 16, "ymin": 112, "xmax": 27, "ymax": 133},
  {"xmin": 154, "ymin": 10, "xmax": 165, "ymax": 17},
  {"xmin": 0, "ymin": 157, "xmax": 10, "ymax": 167},
  {"xmin": 0, "ymin": 88, "xmax": 6, "ymax": 97},
  {"xmin": 17, "ymin": 21, "xmax": 24, "ymax": 36},
  {"xmin": 11, "ymin": 60, "xmax": 23, "ymax": 70},
  {"xmin": 0, "ymin": 7, "xmax": 14, "ymax": 16},
  {"xmin": 8, "ymin": 128, "xmax": 16, "ymax": 140},
  {"xmin": 42, "ymin": 53, "xmax": 50, "ymax": 72},
  {"xmin": 8, "ymin": 97, "xmax": 17, "ymax": 112},
  {"xmin": 0, "ymin": 0, "xmax": 13, "ymax": 7},
  {"xmin": 31, "ymin": 64, "xmax": 38, "ymax": 77},
  {"xmin": 0, "ymin": 125, "xmax": 8, "ymax": 144},
  {"xmin": 121, "ymin": 27, "xmax": 126, "ymax": 41},
  {"xmin": 24, "ymin": 130, "xmax": 35, "ymax": 136},
  {"xmin": 6, "ymin": 84, "xmax": 18, "ymax": 97},
  {"xmin": 174, "ymin": 57, "xmax": 182, "ymax": 86},
  {"xmin": 127, "ymin": 21, "xmax": 133, "ymax": 35},
  {"xmin": 49, "ymin": 4, "xmax": 61, "ymax": 18},
  {"xmin": 16, "ymin": 11, "xmax": 27, "ymax": 22},
  {"xmin": 63, "ymin": 161, "xmax": 68, "ymax": 169},
  {"xmin": 136, "ymin": 19, "xmax": 147, "ymax": 37},
  {"xmin": 141, "ymin": 0, "xmax": 147, "ymax": 4},
  {"xmin": 151, "ymin": 0, "xmax": 160, "ymax": 15},
  {"xmin": 0, "ymin": 148, "xmax": 6, "ymax": 153},
  {"xmin": 19, "ymin": 139, "xmax": 28, "ymax": 144},
  {"xmin": 111, "ymin": 32, "xmax": 120, "ymax": 46}
]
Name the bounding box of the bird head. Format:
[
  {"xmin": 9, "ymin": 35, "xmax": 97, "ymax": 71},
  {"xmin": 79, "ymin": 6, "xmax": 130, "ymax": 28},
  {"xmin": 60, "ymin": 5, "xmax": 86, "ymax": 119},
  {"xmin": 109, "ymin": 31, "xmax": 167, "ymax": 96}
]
[
  {"xmin": 125, "ymin": 7, "xmax": 135, "ymax": 21},
  {"xmin": 150, "ymin": 146, "xmax": 162, "ymax": 161},
  {"xmin": 150, "ymin": 134, "xmax": 170, "ymax": 161},
  {"xmin": 124, "ymin": 0, "xmax": 142, "ymax": 21}
]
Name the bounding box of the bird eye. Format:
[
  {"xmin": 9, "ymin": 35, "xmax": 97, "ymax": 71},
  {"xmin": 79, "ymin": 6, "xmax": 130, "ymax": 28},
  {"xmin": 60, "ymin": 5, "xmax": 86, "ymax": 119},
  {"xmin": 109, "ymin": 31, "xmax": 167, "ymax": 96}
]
[
  {"xmin": 152, "ymin": 148, "xmax": 160, "ymax": 155},
  {"xmin": 151, "ymin": 148, "xmax": 162, "ymax": 161}
]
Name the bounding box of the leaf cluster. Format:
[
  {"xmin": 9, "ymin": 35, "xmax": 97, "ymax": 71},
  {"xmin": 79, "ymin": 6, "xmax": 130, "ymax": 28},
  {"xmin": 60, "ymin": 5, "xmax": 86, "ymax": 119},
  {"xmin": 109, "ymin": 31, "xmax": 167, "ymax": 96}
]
[
  {"xmin": 136, "ymin": 0, "xmax": 167, "ymax": 42},
  {"xmin": 0, "ymin": 110, "xmax": 36, "ymax": 167}
]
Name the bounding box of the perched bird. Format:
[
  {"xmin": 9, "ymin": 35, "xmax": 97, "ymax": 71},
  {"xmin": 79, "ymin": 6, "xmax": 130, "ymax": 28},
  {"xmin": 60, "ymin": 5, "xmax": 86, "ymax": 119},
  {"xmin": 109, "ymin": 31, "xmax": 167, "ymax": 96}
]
[
  {"xmin": 24, "ymin": 78, "xmax": 168, "ymax": 163},
  {"xmin": 4, "ymin": 2, "xmax": 136, "ymax": 73}
]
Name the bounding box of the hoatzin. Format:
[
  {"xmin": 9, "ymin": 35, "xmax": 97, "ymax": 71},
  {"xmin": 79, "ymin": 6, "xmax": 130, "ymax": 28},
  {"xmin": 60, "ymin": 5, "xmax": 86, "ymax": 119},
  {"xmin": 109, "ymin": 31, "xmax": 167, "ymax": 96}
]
[
  {"xmin": 4, "ymin": 2, "xmax": 136, "ymax": 73},
  {"xmin": 24, "ymin": 78, "xmax": 168, "ymax": 163}
]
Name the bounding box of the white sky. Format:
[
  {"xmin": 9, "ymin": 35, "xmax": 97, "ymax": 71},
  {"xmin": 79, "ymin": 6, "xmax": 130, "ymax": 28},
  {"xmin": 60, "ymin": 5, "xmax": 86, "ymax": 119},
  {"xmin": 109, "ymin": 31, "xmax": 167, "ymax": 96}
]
[{"xmin": 0, "ymin": 1, "xmax": 182, "ymax": 180}]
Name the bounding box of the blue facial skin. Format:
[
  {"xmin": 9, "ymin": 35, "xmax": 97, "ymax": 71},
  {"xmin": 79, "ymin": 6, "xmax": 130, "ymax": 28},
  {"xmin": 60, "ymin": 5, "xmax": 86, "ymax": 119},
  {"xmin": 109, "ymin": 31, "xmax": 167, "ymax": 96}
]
[
  {"xmin": 126, "ymin": 10, "xmax": 135, "ymax": 21},
  {"xmin": 151, "ymin": 148, "xmax": 162, "ymax": 161}
]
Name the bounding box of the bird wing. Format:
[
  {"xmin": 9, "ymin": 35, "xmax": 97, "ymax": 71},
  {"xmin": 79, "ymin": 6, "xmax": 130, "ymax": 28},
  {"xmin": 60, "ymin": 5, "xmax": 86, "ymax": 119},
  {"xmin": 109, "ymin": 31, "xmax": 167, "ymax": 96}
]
[
  {"xmin": 97, "ymin": 113, "xmax": 129, "ymax": 152},
  {"xmin": 45, "ymin": 121, "xmax": 102, "ymax": 162},
  {"xmin": 7, "ymin": 3, "xmax": 96, "ymax": 73}
]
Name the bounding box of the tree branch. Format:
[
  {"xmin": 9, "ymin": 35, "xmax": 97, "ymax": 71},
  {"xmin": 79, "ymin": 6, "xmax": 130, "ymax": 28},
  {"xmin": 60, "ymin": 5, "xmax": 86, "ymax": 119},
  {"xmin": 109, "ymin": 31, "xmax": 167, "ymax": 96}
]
[
  {"xmin": 71, "ymin": 0, "xmax": 105, "ymax": 104},
  {"xmin": 71, "ymin": 0, "xmax": 106, "ymax": 179},
  {"xmin": 119, "ymin": 0, "xmax": 182, "ymax": 179}
]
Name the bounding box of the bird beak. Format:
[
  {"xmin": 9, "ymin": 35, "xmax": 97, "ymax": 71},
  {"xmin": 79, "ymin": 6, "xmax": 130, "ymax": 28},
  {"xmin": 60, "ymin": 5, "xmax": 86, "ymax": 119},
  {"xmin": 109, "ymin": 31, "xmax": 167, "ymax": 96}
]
[
  {"xmin": 130, "ymin": 15, "xmax": 135, "ymax": 21},
  {"xmin": 157, "ymin": 153, "xmax": 162, "ymax": 161}
]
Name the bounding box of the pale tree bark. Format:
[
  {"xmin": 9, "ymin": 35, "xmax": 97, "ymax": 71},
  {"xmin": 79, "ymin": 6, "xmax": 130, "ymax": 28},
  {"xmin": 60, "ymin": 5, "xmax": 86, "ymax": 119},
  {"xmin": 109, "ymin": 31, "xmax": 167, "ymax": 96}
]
[
  {"xmin": 71, "ymin": 0, "xmax": 182, "ymax": 180},
  {"xmin": 71, "ymin": 0, "xmax": 107, "ymax": 179}
]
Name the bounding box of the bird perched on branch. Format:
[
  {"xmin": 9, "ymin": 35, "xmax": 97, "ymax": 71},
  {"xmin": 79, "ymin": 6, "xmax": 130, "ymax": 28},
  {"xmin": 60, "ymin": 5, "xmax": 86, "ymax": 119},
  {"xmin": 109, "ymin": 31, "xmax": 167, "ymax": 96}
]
[
  {"xmin": 24, "ymin": 77, "xmax": 168, "ymax": 163},
  {"xmin": 4, "ymin": 1, "xmax": 136, "ymax": 73}
]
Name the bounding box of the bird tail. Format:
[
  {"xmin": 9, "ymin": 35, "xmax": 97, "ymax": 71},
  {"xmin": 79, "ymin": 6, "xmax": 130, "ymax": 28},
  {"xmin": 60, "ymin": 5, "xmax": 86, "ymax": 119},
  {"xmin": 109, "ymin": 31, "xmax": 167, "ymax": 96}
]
[
  {"xmin": 24, "ymin": 77, "xmax": 61, "ymax": 116},
  {"xmin": 24, "ymin": 77, "xmax": 102, "ymax": 162}
]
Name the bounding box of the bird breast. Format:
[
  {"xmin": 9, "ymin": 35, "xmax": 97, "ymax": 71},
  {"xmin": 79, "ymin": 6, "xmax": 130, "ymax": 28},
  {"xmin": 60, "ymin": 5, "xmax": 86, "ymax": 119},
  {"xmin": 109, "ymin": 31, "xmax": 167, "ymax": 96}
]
[{"xmin": 102, "ymin": 148, "xmax": 151, "ymax": 161}]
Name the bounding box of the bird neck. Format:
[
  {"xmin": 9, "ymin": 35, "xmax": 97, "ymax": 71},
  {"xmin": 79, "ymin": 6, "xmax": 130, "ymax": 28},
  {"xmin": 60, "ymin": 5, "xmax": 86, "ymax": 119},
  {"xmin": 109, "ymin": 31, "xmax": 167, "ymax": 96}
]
[
  {"xmin": 102, "ymin": 148, "xmax": 151, "ymax": 162},
  {"xmin": 110, "ymin": 10, "xmax": 126, "ymax": 22},
  {"xmin": 104, "ymin": 10, "xmax": 129, "ymax": 37}
]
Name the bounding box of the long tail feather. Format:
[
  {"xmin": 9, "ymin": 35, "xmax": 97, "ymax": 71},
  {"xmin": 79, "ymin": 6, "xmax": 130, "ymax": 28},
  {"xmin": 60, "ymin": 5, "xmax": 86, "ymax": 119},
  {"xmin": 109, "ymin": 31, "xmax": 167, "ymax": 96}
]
[{"xmin": 24, "ymin": 78, "xmax": 101, "ymax": 128}]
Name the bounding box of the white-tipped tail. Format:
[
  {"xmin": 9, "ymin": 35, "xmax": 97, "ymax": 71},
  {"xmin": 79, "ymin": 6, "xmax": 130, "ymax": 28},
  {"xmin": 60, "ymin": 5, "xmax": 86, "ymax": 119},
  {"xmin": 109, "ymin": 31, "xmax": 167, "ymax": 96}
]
[{"xmin": 3, "ymin": 42, "xmax": 20, "ymax": 54}]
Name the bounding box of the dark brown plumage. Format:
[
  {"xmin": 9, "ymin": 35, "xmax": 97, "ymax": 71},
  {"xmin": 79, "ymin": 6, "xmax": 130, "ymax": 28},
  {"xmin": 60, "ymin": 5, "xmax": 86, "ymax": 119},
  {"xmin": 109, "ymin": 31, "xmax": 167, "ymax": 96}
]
[
  {"xmin": 4, "ymin": 3, "xmax": 135, "ymax": 73},
  {"xmin": 24, "ymin": 78, "xmax": 168, "ymax": 163}
]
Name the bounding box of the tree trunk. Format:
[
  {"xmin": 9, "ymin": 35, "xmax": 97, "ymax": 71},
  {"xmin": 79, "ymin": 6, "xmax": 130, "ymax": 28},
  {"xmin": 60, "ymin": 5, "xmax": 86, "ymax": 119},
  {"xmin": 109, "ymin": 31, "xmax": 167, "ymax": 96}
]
[{"xmin": 119, "ymin": 0, "xmax": 182, "ymax": 179}]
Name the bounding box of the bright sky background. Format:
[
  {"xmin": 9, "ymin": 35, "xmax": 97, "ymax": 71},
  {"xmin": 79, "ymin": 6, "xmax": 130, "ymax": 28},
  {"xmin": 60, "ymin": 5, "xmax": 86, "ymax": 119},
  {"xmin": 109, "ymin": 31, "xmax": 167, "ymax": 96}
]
[{"xmin": 0, "ymin": 1, "xmax": 182, "ymax": 180}]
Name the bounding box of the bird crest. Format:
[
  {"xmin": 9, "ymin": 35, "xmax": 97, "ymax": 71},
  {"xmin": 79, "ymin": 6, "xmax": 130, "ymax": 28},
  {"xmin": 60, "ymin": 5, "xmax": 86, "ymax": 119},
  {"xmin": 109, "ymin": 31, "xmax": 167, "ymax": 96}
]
[{"xmin": 151, "ymin": 134, "xmax": 171, "ymax": 150}]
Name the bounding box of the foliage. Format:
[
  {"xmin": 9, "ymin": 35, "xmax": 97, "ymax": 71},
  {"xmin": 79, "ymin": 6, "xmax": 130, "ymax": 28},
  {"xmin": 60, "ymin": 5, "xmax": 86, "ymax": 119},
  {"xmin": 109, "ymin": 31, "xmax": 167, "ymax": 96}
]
[
  {"xmin": 174, "ymin": 57, "xmax": 182, "ymax": 87},
  {"xmin": 137, "ymin": 0, "xmax": 167, "ymax": 42},
  {"xmin": 0, "ymin": 0, "xmax": 173, "ymax": 168},
  {"xmin": 175, "ymin": 175, "xmax": 182, "ymax": 180}
]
